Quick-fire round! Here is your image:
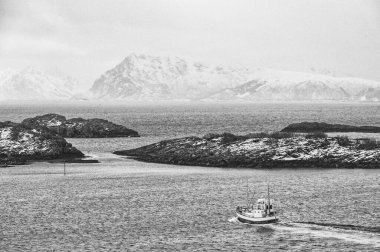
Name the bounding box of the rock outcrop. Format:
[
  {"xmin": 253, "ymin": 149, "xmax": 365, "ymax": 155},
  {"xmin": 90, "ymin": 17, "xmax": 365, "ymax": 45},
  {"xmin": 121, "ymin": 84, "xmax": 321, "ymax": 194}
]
[
  {"xmin": 22, "ymin": 114, "xmax": 139, "ymax": 138},
  {"xmin": 0, "ymin": 122, "xmax": 84, "ymax": 166},
  {"xmin": 281, "ymin": 122, "xmax": 380, "ymax": 133},
  {"xmin": 114, "ymin": 133, "xmax": 380, "ymax": 168}
]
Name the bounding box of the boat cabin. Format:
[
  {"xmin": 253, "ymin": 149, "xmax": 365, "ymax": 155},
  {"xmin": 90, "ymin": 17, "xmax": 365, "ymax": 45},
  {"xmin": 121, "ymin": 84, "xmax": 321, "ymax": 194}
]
[
  {"xmin": 241, "ymin": 198, "xmax": 275, "ymax": 218},
  {"xmin": 256, "ymin": 198, "xmax": 274, "ymax": 212}
]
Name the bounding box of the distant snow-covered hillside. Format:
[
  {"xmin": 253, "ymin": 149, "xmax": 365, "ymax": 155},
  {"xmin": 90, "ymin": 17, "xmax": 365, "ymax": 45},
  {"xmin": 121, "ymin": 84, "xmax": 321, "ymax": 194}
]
[
  {"xmin": 204, "ymin": 69, "xmax": 380, "ymax": 102},
  {"xmin": 0, "ymin": 67, "xmax": 78, "ymax": 100},
  {"xmin": 4, "ymin": 55, "xmax": 378, "ymax": 102},
  {"xmin": 89, "ymin": 53, "xmax": 252, "ymax": 101},
  {"xmin": 89, "ymin": 53, "xmax": 380, "ymax": 102}
]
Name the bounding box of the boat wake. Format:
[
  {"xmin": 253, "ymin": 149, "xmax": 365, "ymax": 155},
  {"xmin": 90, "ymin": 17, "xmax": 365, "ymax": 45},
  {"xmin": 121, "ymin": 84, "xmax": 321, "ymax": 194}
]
[
  {"xmin": 274, "ymin": 221, "xmax": 380, "ymax": 247},
  {"xmin": 230, "ymin": 217, "xmax": 380, "ymax": 247},
  {"xmin": 228, "ymin": 217, "xmax": 239, "ymax": 223},
  {"xmin": 295, "ymin": 221, "xmax": 380, "ymax": 233}
]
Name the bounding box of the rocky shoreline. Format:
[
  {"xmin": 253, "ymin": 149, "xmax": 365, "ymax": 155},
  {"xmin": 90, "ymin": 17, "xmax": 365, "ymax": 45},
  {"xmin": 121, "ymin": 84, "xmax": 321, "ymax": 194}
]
[
  {"xmin": 114, "ymin": 133, "xmax": 380, "ymax": 168},
  {"xmin": 22, "ymin": 114, "xmax": 139, "ymax": 138},
  {"xmin": 0, "ymin": 121, "xmax": 84, "ymax": 166},
  {"xmin": 1, "ymin": 113, "xmax": 141, "ymax": 166}
]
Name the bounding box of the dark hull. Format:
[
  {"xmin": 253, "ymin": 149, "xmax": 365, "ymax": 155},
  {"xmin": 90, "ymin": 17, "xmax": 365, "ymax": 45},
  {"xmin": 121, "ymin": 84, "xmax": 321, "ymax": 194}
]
[
  {"xmin": 237, "ymin": 217, "xmax": 278, "ymax": 224},
  {"xmin": 236, "ymin": 212, "xmax": 278, "ymax": 224}
]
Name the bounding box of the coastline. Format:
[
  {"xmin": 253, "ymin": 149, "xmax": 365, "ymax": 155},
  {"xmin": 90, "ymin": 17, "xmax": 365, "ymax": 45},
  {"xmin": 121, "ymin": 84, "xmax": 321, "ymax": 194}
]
[{"xmin": 114, "ymin": 134, "xmax": 380, "ymax": 169}]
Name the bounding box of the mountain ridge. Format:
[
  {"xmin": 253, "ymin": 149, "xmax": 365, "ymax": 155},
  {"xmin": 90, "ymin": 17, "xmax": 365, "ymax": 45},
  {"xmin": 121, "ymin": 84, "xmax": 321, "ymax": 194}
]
[
  {"xmin": 0, "ymin": 67, "xmax": 78, "ymax": 101},
  {"xmin": 88, "ymin": 53, "xmax": 380, "ymax": 102},
  {"xmin": 2, "ymin": 54, "xmax": 380, "ymax": 102},
  {"xmin": 88, "ymin": 53, "xmax": 252, "ymax": 101}
]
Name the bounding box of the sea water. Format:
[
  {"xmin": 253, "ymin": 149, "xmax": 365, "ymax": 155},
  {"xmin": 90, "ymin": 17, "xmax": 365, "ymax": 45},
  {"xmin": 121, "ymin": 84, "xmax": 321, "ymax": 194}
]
[{"xmin": 0, "ymin": 103, "xmax": 379, "ymax": 251}]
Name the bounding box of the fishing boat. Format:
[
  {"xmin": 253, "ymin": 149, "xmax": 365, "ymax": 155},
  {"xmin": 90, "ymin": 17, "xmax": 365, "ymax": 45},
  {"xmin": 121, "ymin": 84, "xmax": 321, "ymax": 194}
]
[{"xmin": 236, "ymin": 183, "xmax": 278, "ymax": 224}]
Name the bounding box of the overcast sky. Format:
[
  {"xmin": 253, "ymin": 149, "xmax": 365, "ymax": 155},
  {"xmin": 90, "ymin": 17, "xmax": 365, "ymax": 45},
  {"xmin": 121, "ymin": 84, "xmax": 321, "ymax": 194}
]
[{"xmin": 0, "ymin": 0, "xmax": 379, "ymax": 89}]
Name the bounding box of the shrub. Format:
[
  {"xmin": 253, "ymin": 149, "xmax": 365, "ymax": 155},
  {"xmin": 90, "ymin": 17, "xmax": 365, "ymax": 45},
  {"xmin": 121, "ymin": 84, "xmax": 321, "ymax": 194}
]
[
  {"xmin": 0, "ymin": 121, "xmax": 17, "ymax": 129},
  {"xmin": 10, "ymin": 126, "xmax": 23, "ymax": 141},
  {"xmin": 319, "ymin": 138, "xmax": 330, "ymax": 148},
  {"xmin": 203, "ymin": 132, "xmax": 249, "ymax": 144},
  {"xmin": 335, "ymin": 135, "xmax": 351, "ymax": 146},
  {"xmin": 220, "ymin": 132, "xmax": 246, "ymax": 144}
]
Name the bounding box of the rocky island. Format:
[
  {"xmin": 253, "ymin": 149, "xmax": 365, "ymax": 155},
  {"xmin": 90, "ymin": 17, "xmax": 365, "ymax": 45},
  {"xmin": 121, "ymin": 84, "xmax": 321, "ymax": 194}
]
[
  {"xmin": 114, "ymin": 132, "xmax": 380, "ymax": 168},
  {"xmin": 0, "ymin": 121, "xmax": 84, "ymax": 166},
  {"xmin": 281, "ymin": 122, "xmax": 380, "ymax": 133},
  {"xmin": 22, "ymin": 114, "xmax": 139, "ymax": 138}
]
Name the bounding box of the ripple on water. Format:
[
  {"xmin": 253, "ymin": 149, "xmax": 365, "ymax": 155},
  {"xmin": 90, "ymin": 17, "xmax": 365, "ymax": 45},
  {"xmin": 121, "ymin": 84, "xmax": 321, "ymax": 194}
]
[
  {"xmin": 0, "ymin": 162, "xmax": 379, "ymax": 251},
  {"xmin": 0, "ymin": 104, "xmax": 379, "ymax": 251}
]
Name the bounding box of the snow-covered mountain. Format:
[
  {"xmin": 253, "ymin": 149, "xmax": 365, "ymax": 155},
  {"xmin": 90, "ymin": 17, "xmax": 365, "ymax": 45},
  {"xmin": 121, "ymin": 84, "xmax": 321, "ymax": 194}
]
[
  {"xmin": 89, "ymin": 53, "xmax": 380, "ymax": 102},
  {"xmin": 89, "ymin": 53, "xmax": 252, "ymax": 101},
  {"xmin": 205, "ymin": 69, "xmax": 380, "ymax": 102},
  {"xmin": 0, "ymin": 67, "xmax": 78, "ymax": 100}
]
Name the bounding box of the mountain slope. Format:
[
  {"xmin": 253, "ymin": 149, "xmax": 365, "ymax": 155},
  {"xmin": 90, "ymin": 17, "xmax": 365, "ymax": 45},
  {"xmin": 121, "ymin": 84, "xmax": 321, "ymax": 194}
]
[
  {"xmin": 204, "ymin": 69, "xmax": 380, "ymax": 102},
  {"xmin": 89, "ymin": 53, "xmax": 252, "ymax": 100},
  {"xmin": 0, "ymin": 67, "xmax": 78, "ymax": 100},
  {"xmin": 89, "ymin": 54, "xmax": 380, "ymax": 102}
]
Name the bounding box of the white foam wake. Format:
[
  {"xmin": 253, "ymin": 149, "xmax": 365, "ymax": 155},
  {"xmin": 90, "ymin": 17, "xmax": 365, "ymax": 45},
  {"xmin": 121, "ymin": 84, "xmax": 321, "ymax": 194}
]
[{"xmin": 274, "ymin": 222, "xmax": 380, "ymax": 248}]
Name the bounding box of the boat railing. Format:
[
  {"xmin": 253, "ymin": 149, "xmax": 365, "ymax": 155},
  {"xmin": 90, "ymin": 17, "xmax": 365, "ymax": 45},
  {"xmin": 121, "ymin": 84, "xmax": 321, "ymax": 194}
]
[{"xmin": 236, "ymin": 206, "xmax": 249, "ymax": 213}]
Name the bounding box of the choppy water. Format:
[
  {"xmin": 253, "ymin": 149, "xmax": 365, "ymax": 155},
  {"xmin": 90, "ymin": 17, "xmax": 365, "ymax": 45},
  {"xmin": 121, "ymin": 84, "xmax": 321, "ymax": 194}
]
[
  {"xmin": 0, "ymin": 103, "xmax": 379, "ymax": 251},
  {"xmin": 1, "ymin": 102, "xmax": 379, "ymax": 137}
]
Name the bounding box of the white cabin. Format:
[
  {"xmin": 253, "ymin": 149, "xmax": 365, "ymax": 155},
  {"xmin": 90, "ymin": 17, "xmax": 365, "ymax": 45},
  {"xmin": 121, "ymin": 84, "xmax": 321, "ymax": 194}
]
[{"xmin": 243, "ymin": 198, "xmax": 275, "ymax": 218}]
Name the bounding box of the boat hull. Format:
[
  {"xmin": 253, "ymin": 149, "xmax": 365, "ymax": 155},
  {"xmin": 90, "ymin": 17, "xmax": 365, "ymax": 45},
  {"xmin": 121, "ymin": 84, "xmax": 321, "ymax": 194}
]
[{"xmin": 236, "ymin": 212, "xmax": 278, "ymax": 224}]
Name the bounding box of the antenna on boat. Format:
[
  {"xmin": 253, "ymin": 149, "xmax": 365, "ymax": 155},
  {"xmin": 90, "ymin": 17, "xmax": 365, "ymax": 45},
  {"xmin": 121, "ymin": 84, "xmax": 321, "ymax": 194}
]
[
  {"xmin": 267, "ymin": 183, "xmax": 270, "ymax": 215},
  {"xmin": 246, "ymin": 178, "xmax": 249, "ymax": 208}
]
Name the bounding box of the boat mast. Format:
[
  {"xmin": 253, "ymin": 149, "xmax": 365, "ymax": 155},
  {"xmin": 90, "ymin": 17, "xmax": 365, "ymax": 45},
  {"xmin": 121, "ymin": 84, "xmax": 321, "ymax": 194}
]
[
  {"xmin": 246, "ymin": 179, "xmax": 249, "ymax": 208},
  {"xmin": 267, "ymin": 183, "xmax": 271, "ymax": 215}
]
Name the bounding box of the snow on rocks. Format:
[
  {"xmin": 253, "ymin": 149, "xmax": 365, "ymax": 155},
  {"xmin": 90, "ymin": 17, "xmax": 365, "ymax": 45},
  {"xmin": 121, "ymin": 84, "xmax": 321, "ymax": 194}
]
[
  {"xmin": 21, "ymin": 114, "xmax": 139, "ymax": 138},
  {"xmin": 0, "ymin": 123, "xmax": 84, "ymax": 166},
  {"xmin": 0, "ymin": 127, "xmax": 11, "ymax": 139},
  {"xmin": 114, "ymin": 134, "xmax": 380, "ymax": 168}
]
